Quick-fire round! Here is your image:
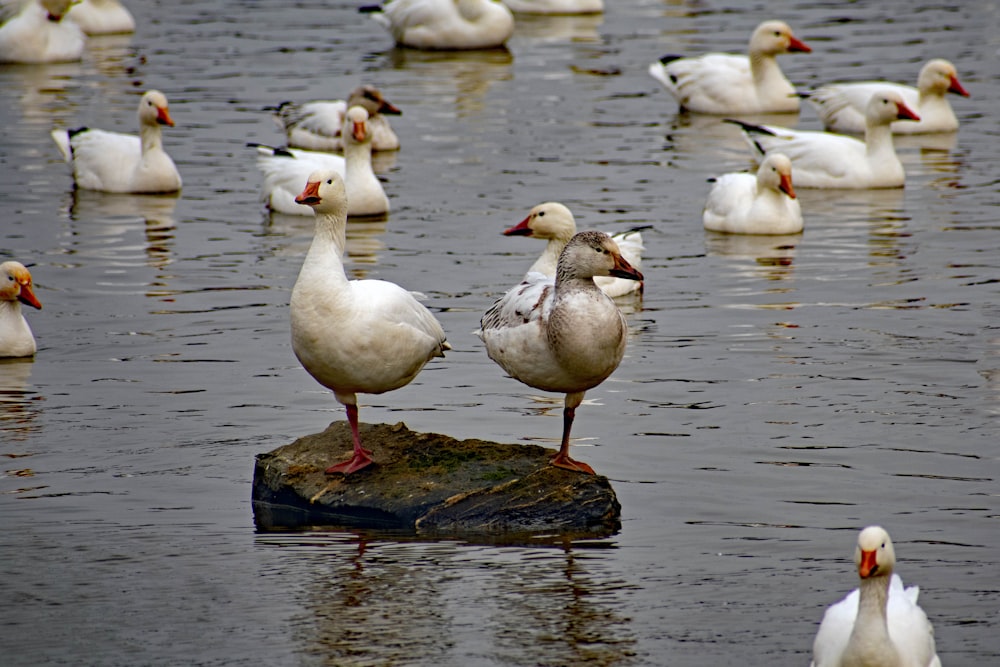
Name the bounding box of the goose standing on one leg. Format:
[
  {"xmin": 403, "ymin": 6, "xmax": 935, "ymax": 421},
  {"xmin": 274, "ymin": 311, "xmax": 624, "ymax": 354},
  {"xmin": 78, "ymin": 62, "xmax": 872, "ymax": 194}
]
[
  {"xmin": 727, "ymin": 90, "xmax": 920, "ymax": 189},
  {"xmin": 253, "ymin": 106, "xmax": 389, "ymax": 217},
  {"xmin": 477, "ymin": 231, "xmax": 642, "ymax": 474},
  {"xmin": 502, "ymin": 202, "xmax": 645, "ymax": 297},
  {"xmin": 270, "ymin": 85, "xmax": 402, "ymax": 152},
  {"xmin": 50, "ymin": 90, "xmax": 182, "ymax": 194},
  {"xmin": 290, "ymin": 169, "xmax": 449, "ymax": 474},
  {"xmin": 810, "ymin": 526, "xmax": 942, "ymax": 667},
  {"xmin": 0, "ymin": 261, "xmax": 42, "ymax": 358}
]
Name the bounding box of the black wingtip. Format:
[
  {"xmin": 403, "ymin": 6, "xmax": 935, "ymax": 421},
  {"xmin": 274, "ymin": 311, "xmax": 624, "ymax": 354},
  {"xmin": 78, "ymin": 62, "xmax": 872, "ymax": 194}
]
[
  {"xmin": 657, "ymin": 54, "xmax": 683, "ymax": 65},
  {"xmin": 262, "ymin": 101, "xmax": 292, "ymax": 112},
  {"xmin": 358, "ymin": 4, "xmax": 383, "ymax": 13},
  {"xmin": 67, "ymin": 126, "xmax": 89, "ymax": 138},
  {"xmin": 723, "ymin": 118, "xmax": 775, "ymax": 136}
]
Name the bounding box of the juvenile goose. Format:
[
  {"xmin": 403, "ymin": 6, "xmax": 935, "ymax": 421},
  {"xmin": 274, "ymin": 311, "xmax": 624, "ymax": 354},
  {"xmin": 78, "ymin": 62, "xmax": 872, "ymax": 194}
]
[
  {"xmin": 253, "ymin": 106, "xmax": 389, "ymax": 217},
  {"xmin": 0, "ymin": 0, "xmax": 85, "ymax": 64},
  {"xmin": 811, "ymin": 526, "xmax": 941, "ymax": 667},
  {"xmin": 648, "ymin": 20, "xmax": 811, "ymax": 114},
  {"xmin": 363, "ymin": 0, "xmax": 515, "ymax": 51},
  {"xmin": 290, "ymin": 169, "xmax": 449, "ymax": 474},
  {"xmin": 270, "ymin": 85, "xmax": 402, "ymax": 152},
  {"xmin": 804, "ymin": 59, "xmax": 969, "ymax": 135},
  {"xmin": 0, "ymin": 261, "xmax": 42, "ymax": 358},
  {"xmin": 702, "ymin": 153, "xmax": 802, "ymax": 234},
  {"xmin": 477, "ymin": 231, "xmax": 642, "ymax": 474},
  {"xmin": 728, "ymin": 90, "xmax": 920, "ymax": 189},
  {"xmin": 503, "ymin": 202, "xmax": 645, "ymax": 297},
  {"xmin": 51, "ymin": 90, "xmax": 182, "ymax": 194},
  {"xmin": 66, "ymin": 0, "xmax": 135, "ymax": 35}
]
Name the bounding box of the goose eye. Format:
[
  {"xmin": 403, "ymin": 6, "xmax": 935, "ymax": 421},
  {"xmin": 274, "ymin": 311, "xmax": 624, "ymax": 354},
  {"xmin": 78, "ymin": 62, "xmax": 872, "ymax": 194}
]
[
  {"xmin": 538, "ymin": 211, "xmax": 545, "ymax": 217},
  {"xmin": 326, "ymin": 179, "xmax": 333, "ymax": 185}
]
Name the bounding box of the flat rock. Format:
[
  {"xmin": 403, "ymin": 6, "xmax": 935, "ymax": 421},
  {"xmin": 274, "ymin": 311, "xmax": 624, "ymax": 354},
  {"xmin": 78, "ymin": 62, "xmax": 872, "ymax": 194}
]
[{"xmin": 252, "ymin": 421, "xmax": 621, "ymax": 540}]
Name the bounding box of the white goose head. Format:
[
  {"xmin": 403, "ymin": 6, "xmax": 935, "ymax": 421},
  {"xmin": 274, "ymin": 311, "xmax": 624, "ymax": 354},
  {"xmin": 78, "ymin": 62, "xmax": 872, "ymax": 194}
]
[
  {"xmin": 294, "ymin": 169, "xmax": 348, "ymax": 215},
  {"xmin": 918, "ymin": 59, "xmax": 969, "ymax": 97},
  {"xmin": 1, "ymin": 261, "xmax": 42, "ymax": 311},
  {"xmin": 342, "ymin": 106, "xmax": 373, "ymax": 149},
  {"xmin": 138, "ymin": 90, "xmax": 175, "ymax": 128},
  {"xmin": 854, "ymin": 525, "xmax": 896, "ymax": 580},
  {"xmin": 757, "ymin": 153, "xmax": 796, "ymax": 198},
  {"xmin": 556, "ymin": 231, "xmax": 643, "ymax": 284},
  {"xmin": 749, "ymin": 20, "xmax": 811, "ymax": 57},
  {"xmin": 865, "ymin": 89, "xmax": 921, "ymax": 126},
  {"xmin": 504, "ymin": 202, "xmax": 576, "ymax": 242}
]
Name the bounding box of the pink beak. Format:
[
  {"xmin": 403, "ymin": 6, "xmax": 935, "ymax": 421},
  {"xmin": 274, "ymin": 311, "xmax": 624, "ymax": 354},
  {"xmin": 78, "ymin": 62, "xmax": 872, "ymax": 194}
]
[
  {"xmin": 788, "ymin": 35, "xmax": 811, "ymax": 53},
  {"xmin": 779, "ymin": 172, "xmax": 796, "ymax": 199},
  {"xmin": 948, "ymin": 74, "xmax": 970, "ymax": 97},
  {"xmin": 895, "ymin": 101, "xmax": 921, "ymax": 122},
  {"xmin": 503, "ymin": 215, "xmax": 534, "ymax": 237},
  {"xmin": 295, "ymin": 180, "xmax": 321, "ymax": 206}
]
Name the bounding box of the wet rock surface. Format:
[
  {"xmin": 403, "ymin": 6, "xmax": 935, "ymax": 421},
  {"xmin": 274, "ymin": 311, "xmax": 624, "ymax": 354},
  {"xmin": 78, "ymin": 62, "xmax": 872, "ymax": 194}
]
[{"xmin": 252, "ymin": 421, "xmax": 621, "ymax": 539}]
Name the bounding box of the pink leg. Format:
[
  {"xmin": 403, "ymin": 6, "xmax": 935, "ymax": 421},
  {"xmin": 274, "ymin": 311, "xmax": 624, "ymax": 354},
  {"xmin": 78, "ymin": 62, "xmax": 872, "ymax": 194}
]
[
  {"xmin": 549, "ymin": 404, "xmax": 596, "ymax": 475},
  {"xmin": 325, "ymin": 403, "xmax": 374, "ymax": 474}
]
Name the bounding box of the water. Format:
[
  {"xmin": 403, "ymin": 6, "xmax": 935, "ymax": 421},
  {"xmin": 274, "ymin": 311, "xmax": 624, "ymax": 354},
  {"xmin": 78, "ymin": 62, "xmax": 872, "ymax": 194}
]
[{"xmin": 1, "ymin": 1, "xmax": 997, "ymax": 665}]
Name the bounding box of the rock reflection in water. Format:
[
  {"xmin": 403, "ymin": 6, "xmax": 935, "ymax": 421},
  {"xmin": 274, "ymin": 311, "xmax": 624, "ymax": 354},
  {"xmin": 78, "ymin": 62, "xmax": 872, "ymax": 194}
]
[{"xmin": 259, "ymin": 532, "xmax": 635, "ymax": 666}]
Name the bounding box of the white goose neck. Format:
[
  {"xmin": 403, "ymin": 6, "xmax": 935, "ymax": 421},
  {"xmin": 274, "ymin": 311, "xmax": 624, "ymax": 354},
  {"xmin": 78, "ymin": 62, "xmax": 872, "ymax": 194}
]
[
  {"xmin": 843, "ymin": 574, "xmax": 902, "ymax": 667},
  {"xmin": 139, "ymin": 122, "xmax": 163, "ymax": 155},
  {"xmin": 863, "ymin": 122, "xmax": 896, "ymax": 159}
]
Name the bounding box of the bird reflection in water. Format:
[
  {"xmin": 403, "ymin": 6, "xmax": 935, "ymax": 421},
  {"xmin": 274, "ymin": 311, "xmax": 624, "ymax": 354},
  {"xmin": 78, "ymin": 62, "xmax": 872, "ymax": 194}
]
[
  {"xmin": 259, "ymin": 530, "xmax": 635, "ymax": 665},
  {"xmin": 0, "ymin": 358, "xmax": 43, "ymax": 444}
]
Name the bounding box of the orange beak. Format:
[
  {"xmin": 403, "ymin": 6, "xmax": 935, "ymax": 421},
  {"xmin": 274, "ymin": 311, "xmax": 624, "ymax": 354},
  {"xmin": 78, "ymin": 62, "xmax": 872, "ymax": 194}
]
[
  {"xmin": 779, "ymin": 172, "xmax": 796, "ymax": 199},
  {"xmin": 609, "ymin": 252, "xmax": 643, "ymax": 282},
  {"xmin": 948, "ymin": 74, "xmax": 970, "ymax": 97},
  {"xmin": 895, "ymin": 101, "xmax": 921, "ymax": 122},
  {"xmin": 295, "ymin": 180, "xmax": 322, "ymax": 206},
  {"xmin": 788, "ymin": 35, "xmax": 811, "ymax": 53},
  {"xmin": 503, "ymin": 215, "xmax": 534, "ymax": 236},
  {"xmin": 857, "ymin": 549, "xmax": 879, "ymax": 578},
  {"xmin": 352, "ymin": 121, "xmax": 366, "ymax": 143},
  {"xmin": 156, "ymin": 106, "xmax": 175, "ymax": 127},
  {"xmin": 17, "ymin": 280, "xmax": 41, "ymax": 310}
]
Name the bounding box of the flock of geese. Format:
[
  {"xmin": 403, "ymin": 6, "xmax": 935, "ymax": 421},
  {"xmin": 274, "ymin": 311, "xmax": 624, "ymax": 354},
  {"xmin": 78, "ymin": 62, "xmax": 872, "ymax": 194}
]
[{"xmin": 0, "ymin": 2, "xmax": 965, "ymax": 664}]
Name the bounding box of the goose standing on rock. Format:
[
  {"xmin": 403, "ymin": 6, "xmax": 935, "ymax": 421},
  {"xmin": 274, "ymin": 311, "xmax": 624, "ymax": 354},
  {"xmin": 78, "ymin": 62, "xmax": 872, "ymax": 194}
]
[
  {"xmin": 477, "ymin": 231, "xmax": 642, "ymax": 474},
  {"xmin": 270, "ymin": 85, "xmax": 402, "ymax": 152},
  {"xmin": 727, "ymin": 90, "xmax": 920, "ymax": 189},
  {"xmin": 804, "ymin": 59, "xmax": 969, "ymax": 135},
  {"xmin": 51, "ymin": 90, "xmax": 182, "ymax": 194},
  {"xmin": 0, "ymin": 0, "xmax": 85, "ymax": 64},
  {"xmin": 503, "ymin": 202, "xmax": 645, "ymax": 297},
  {"xmin": 0, "ymin": 261, "xmax": 42, "ymax": 358},
  {"xmin": 362, "ymin": 0, "xmax": 515, "ymax": 51},
  {"xmin": 290, "ymin": 169, "xmax": 450, "ymax": 474},
  {"xmin": 252, "ymin": 106, "xmax": 389, "ymax": 217},
  {"xmin": 811, "ymin": 526, "xmax": 941, "ymax": 667},
  {"xmin": 702, "ymin": 153, "xmax": 802, "ymax": 235},
  {"xmin": 648, "ymin": 20, "xmax": 811, "ymax": 115}
]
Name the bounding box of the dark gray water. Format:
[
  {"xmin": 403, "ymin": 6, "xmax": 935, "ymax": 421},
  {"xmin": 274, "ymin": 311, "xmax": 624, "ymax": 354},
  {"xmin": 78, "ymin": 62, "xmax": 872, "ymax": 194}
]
[{"xmin": 1, "ymin": 1, "xmax": 997, "ymax": 665}]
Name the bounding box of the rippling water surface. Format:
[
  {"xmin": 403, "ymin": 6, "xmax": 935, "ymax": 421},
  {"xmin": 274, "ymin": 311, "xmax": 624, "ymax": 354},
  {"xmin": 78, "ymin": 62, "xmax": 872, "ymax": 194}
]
[{"xmin": 1, "ymin": 1, "xmax": 998, "ymax": 665}]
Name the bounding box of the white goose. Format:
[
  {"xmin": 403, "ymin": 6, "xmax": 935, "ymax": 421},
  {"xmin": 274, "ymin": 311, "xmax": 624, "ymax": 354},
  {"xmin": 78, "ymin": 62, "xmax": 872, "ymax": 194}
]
[
  {"xmin": 648, "ymin": 20, "xmax": 811, "ymax": 115},
  {"xmin": 811, "ymin": 526, "xmax": 941, "ymax": 667},
  {"xmin": 503, "ymin": 202, "xmax": 645, "ymax": 297},
  {"xmin": 270, "ymin": 85, "xmax": 402, "ymax": 152},
  {"xmin": 66, "ymin": 0, "xmax": 135, "ymax": 35},
  {"xmin": 0, "ymin": 0, "xmax": 85, "ymax": 64},
  {"xmin": 290, "ymin": 169, "xmax": 449, "ymax": 474},
  {"xmin": 362, "ymin": 0, "xmax": 515, "ymax": 51},
  {"xmin": 51, "ymin": 90, "xmax": 182, "ymax": 194},
  {"xmin": 0, "ymin": 261, "xmax": 42, "ymax": 358},
  {"xmin": 804, "ymin": 59, "xmax": 969, "ymax": 135},
  {"xmin": 728, "ymin": 90, "xmax": 920, "ymax": 189},
  {"xmin": 477, "ymin": 230, "xmax": 642, "ymax": 474},
  {"xmin": 703, "ymin": 153, "xmax": 802, "ymax": 234},
  {"xmin": 501, "ymin": 0, "xmax": 602, "ymax": 14},
  {"xmin": 253, "ymin": 106, "xmax": 389, "ymax": 217}
]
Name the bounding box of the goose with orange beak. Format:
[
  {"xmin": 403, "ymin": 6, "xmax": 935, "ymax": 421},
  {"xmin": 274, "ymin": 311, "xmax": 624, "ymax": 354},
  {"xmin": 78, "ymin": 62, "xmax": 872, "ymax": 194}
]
[{"xmin": 1, "ymin": 261, "xmax": 42, "ymax": 358}]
